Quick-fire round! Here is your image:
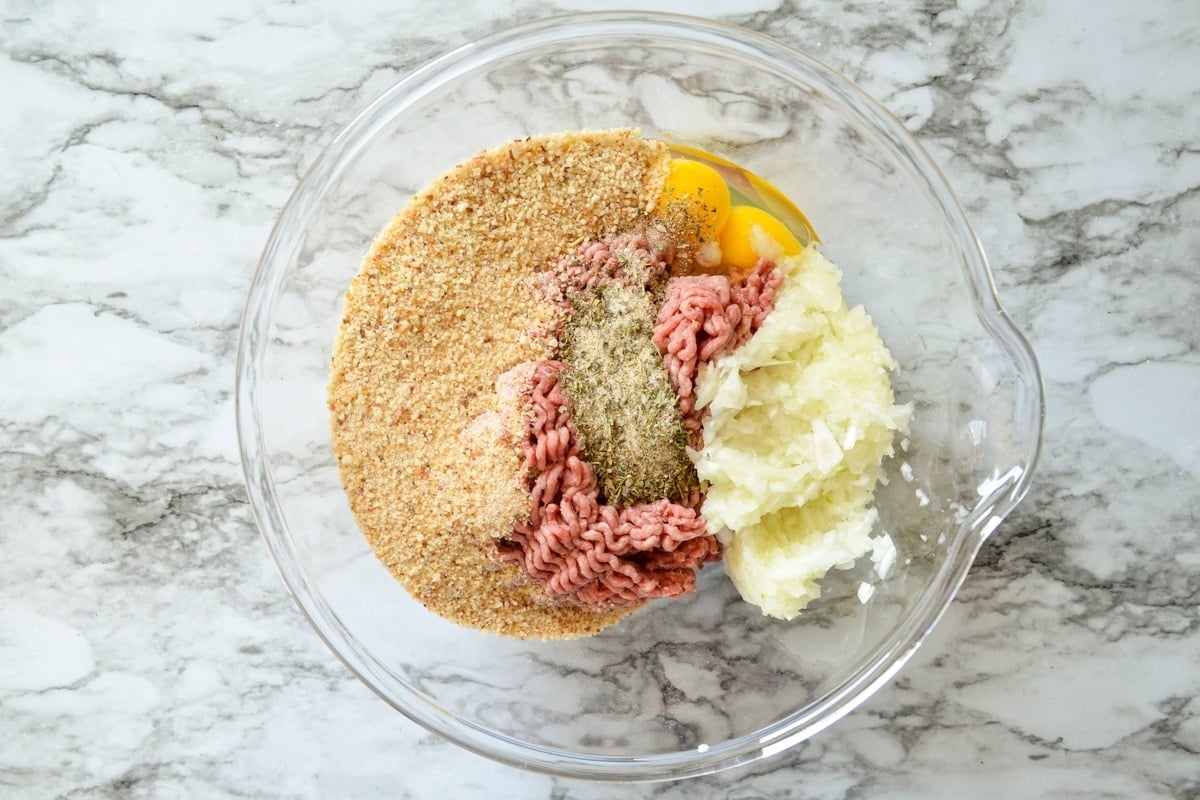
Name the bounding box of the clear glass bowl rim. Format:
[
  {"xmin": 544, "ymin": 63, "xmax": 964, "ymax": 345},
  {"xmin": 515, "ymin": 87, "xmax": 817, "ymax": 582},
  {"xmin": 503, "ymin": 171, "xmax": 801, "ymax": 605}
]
[{"xmin": 235, "ymin": 10, "xmax": 1045, "ymax": 782}]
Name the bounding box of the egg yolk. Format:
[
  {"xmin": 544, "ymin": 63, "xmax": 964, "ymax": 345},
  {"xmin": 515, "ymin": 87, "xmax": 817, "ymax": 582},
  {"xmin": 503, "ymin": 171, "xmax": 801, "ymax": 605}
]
[
  {"xmin": 656, "ymin": 159, "xmax": 732, "ymax": 240},
  {"xmin": 718, "ymin": 205, "xmax": 803, "ymax": 271},
  {"xmin": 746, "ymin": 173, "xmax": 818, "ymax": 248}
]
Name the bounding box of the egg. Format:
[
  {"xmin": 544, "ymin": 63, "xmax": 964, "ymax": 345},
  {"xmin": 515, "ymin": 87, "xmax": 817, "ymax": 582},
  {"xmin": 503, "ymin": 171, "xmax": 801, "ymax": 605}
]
[
  {"xmin": 718, "ymin": 205, "xmax": 803, "ymax": 272},
  {"xmin": 656, "ymin": 159, "xmax": 732, "ymax": 240}
]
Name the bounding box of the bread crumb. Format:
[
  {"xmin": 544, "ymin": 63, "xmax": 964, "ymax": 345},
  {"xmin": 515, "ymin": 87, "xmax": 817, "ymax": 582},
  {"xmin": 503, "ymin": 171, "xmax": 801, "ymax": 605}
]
[{"xmin": 329, "ymin": 129, "xmax": 671, "ymax": 639}]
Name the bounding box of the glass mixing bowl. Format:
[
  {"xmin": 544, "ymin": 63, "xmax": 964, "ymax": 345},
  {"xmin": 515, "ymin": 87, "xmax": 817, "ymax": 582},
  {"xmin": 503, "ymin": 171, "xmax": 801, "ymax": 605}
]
[{"xmin": 236, "ymin": 12, "xmax": 1043, "ymax": 782}]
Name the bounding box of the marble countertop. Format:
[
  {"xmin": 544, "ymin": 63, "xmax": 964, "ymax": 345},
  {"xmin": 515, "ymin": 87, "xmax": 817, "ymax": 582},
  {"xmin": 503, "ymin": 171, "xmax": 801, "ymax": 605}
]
[{"xmin": 2, "ymin": 1, "xmax": 1198, "ymax": 797}]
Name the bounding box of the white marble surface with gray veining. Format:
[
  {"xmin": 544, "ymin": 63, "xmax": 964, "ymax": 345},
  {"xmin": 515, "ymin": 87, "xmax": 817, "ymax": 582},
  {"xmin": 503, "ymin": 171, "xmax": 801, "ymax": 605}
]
[{"xmin": 2, "ymin": 0, "xmax": 1198, "ymax": 797}]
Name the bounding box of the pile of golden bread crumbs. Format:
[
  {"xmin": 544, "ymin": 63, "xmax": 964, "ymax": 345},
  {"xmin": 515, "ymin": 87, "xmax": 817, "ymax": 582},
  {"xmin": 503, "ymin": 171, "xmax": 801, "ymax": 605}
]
[{"xmin": 328, "ymin": 129, "xmax": 671, "ymax": 639}]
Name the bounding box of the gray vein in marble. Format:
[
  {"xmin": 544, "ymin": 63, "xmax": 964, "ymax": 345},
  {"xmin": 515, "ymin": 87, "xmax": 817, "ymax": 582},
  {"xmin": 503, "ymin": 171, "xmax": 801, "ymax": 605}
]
[{"xmin": 2, "ymin": 0, "xmax": 1199, "ymax": 797}]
